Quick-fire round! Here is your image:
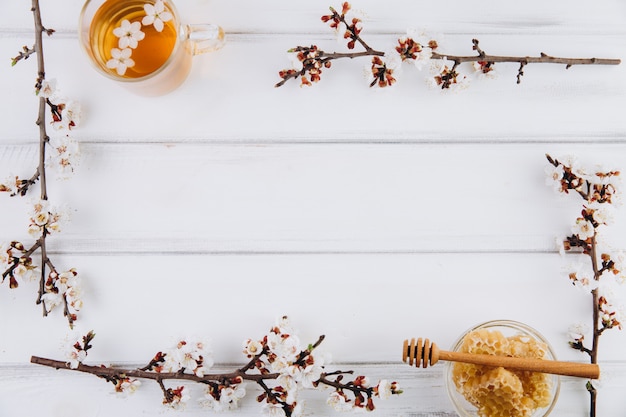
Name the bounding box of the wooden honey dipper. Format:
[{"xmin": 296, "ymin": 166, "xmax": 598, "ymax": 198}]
[{"xmin": 402, "ymin": 337, "xmax": 600, "ymax": 379}]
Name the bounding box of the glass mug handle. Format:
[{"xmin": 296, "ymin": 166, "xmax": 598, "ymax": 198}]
[{"xmin": 186, "ymin": 24, "xmax": 225, "ymax": 55}]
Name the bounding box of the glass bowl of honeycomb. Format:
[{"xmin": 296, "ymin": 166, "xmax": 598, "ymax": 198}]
[{"xmin": 445, "ymin": 320, "xmax": 561, "ymax": 417}]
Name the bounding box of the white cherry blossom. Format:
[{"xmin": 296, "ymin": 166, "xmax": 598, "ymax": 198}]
[
  {"xmin": 112, "ymin": 19, "xmax": 145, "ymax": 49},
  {"xmin": 545, "ymin": 164, "xmax": 564, "ymax": 191},
  {"xmin": 612, "ymin": 251, "xmax": 626, "ymax": 284},
  {"xmin": 572, "ymin": 218, "xmax": 595, "ymax": 240},
  {"xmin": 41, "ymin": 291, "xmax": 63, "ymax": 313},
  {"xmin": 106, "ymin": 48, "xmax": 135, "ymax": 76},
  {"xmin": 117, "ymin": 378, "xmax": 142, "ymax": 395},
  {"xmin": 163, "ymin": 338, "xmax": 212, "ymax": 376},
  {"xmin": 262, "ymin": 402, "xmax": 287, "ymax": 417},
  {"xmin": 0, "ymin": 242, "xmax": 10, "ymax": 269},
  {"xmin": 591, "ymin": 205, "xmax": 614, "ymax": 226},
  {"xmin": 568, "ymin": 322, "xmax": 589, "ymax": 343},
  {"xmin": 0, "ymin": 175, "xmax": 19, "ymax": 195},
  {"xmin": 12, "ymin": 263, "xmax": 37, "ymax": 282},
  {"xmin": 327, "ymin": 391, "xmax": 353, "ymax": 411},
  {"xmin": 201, "ymin": 384, "xmax": 246, "ymax": 411},
  {"xmin": 267, "ymin": 332, "xmax": 300, "ymax": 362},
  {"xmin": 47, "ymin": 135, "xmax": 80, "ymax": 179},
  {"xmin": 58, "ymin": 100, "xmax": 82, "ymax": 130},
  {"xmin": 39, "ymin": 78, "xmax": 57, "ymax": 98},
  {"xmin": 66, "ymin": 347, "xmax": 87, "ymax": 369},
  {"xmin": 377, "ymin": 379, "xmax": 393, "ymax": 400},
  {"xmin": 143, "ymin": 0, "xmax": 173, "ymax": 32}
]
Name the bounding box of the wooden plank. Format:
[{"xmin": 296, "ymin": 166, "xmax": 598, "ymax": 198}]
[
  {"xmin": 2, "ymin": 143, "xmax": 625, "ymax": 253},
  {"xmin": 0, "ymin": 32, "xmax": 623, "ymax": 144},
  {"xmin": 1, "ymin": 253, "xmax": 624, "ymax": 363},
  {"xmin": 0, "ymin": 362, "xmax": 624, "ymax": 416},
  {"xmin": 2, "ymin": 0, "xmax": 626, "ymax": 35}
]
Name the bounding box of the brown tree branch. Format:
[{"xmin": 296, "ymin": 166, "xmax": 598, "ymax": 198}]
[
  {"xmin": 4, "ymin": 0, "xmax": 75, "ymax": 327},
  {"xmin": 30, "ymin": 356, "xmax": 280, "ymax": 384},
  {"xmin": 1, "ymin": 239, "xmax": 42, "ymax": 282},
  {"xmin": 277, "ymin": 5, "xmax": 620, "ymax": 88},
  {"xmin": 33, "ymin": 1, "xmax": 49, "ymax": 202},
  {"xmin": 11, "ymin": 45, "xmax": 36, "ymax": 66}
]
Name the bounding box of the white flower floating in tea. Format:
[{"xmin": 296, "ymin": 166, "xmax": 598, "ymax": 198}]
[
  {"xmin": 143, "ymin": 0, "xmax": 173, "ymax": 32},
  {"xmin": 106, "ymin": 47, "xmax": 135, "ymax": 75},
  {"xmin": 112, "ymin": 19, "xmax": 145, "ymax": 49}
]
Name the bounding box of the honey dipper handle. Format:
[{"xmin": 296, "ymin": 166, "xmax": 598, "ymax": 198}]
[{"xmin": 439, "ymin": 350, "xmax": 600, "ymax": 379}]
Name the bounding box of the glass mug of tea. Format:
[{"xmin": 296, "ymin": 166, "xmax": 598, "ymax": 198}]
[{"xmin": 79, "ymin": 0, "xmax": 224, "ymax": 96}]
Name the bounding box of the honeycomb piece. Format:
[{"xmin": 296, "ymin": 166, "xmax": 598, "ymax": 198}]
[{"xmin": 451, "ymin": 329, "xmax": 552, "ymax": 417}]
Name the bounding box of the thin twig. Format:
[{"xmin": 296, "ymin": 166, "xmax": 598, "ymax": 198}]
[
  {"xmin": 276, "ymin": 5, "xmax": 620, "ymax": 88},
  {"xmin": 30, "ymin": 356, "xmax": 281, "ymax": 384}
]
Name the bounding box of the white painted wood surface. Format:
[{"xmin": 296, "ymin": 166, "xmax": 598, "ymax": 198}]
[{"xmin": 1, "ymin": 1, "xmax": 625, "ymax": 416}]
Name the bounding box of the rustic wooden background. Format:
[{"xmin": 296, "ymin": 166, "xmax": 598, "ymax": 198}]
[{"xmin": 1, "ymin": 1, "xmax": 625, "ymax": 416}]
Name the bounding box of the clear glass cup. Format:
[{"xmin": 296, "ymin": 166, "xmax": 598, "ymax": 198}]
[
  {"xmin": 79, "ymin": 0, "xmax": 224, "ymax": 96},
  {"xmin": 445, "ymin": 320, "xmax": 561, "ymax": 417}
]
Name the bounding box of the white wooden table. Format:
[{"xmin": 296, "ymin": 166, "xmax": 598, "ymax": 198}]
[{"xmin": 1, "ymin": 1, "xmax": 625, "ymax": 416}]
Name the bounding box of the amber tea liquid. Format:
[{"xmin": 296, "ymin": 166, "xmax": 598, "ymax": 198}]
[{"xmin": 89, "ymin": 0, "xmax": 178, "ymax": 78}]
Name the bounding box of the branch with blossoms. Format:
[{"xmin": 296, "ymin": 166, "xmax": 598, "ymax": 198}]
[
  {"xmin": 276, "ymin": 2, "xmax": 621, "ymax": 89},
  {"xmin": 545, "ymin": 154, "xmax": 624, "ymax": 417},
  {"xmin": 31, "ymin": 317, "xmax": 401, "ymax": 415},
  {"xmin": 1, "ymin": 0, "xmax": 82, "ymax": 327}
]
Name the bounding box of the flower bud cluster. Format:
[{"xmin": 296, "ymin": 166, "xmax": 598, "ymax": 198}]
[
  {"xmin": 282, "ymin": 45, "xmax": 331, "ymax": 87},
  {"xmin": 1, "ymin": 241, "xmax": 37, "ymax": 289},
  {"xmin": 546, "ymin": 155, "xmax": 621, "ymax": 204},
  {"xmin": 114, "ymin": 377, "xmax": 142, "ymax": 395},
  {"xmin": 598, "ymin": 294, "xmax": 623, "ymax": 330},
  {"xmin": 141, "ymin": 338, "xmax": 213, "ymax": 408},
  {"xmin": 41, "ymin": 267, "xmax": 82, "ymax": 321},
  {"xmin": 27, "ymin": 200, "xmax": 64, "ymax": 237},
  {"xmin": 245, "ymin": 316, "xmax": 322, "ymax": 417},
  {"xmin": 162, "ymin": 338, "xmax": 213, "ymax": 377},
  {"xmin": 0, "ymin": 176, "xmax": 23, "ymax": 197},
  {"xmin": 431, "ymin": 63, "xmax": 465, "ymax": 90},
  {"xmin": 39, "ymin": 80, "xmax": 82, "ymax": 179},
  {"xmin": 369, "ymin": 56, "xmax": 396, "ymax": 87},
  {"xmin": 64, "ymin": 330, "xmax": 95, "ymax": 369},
  {"xmin": 247, "ymin": 316, "xmax": 400, "ymax": 416},
  {"xmin": 201, "ymin": 381, "xmax": 246, "ymax": 412},
  {"xmin": 321, "ymin": 2, "xmax": 362, "ymax": 50},
  {"xmin": 325, "ymin": 374, "xmax": 401, "ymax": 412},
  {"xmin": 163, "ymin": 385, "xmax": 190, "ymax": 408}
]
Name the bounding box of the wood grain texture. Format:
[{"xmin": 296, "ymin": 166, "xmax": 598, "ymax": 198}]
[
  {"xmin": 0, "ymin": 34, "xmax": 624, "ymax": 144},
  {"xmin": 1, "ymin": 0, "xmax": 625, "ymax": 416},
  {"xmin": 0, "ymin": 363, "xmax": 625, "ymax": 417}
]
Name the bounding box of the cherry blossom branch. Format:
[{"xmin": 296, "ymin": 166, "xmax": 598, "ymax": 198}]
[
  {"xmin": 276, "ymin": 2, "xmax": 620, "ymax": 88},
  {"xmin": 30, "ymin": 356, "xmax": 281, "ymax": 384},
  {"xmin": 30, "ymin": 318, "xmax": 401, "ymax": 415},
  {"xmin": 1, "ymin": 240, "xmax": 41, "ymax": 286},
  {"xmin": 1, "ymin": 0, "xmax": 82, "ymax": 328},
  {"xmin": 546, "ymin": 154, "xmax": 624, "ymax": 417}
]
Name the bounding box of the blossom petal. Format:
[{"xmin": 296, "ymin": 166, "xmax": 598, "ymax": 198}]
[
  {"xmin": 154, "ymin": 18, "xmax": 164, "ymax": 32},
  {"xmin": 155, "ymin": 0, "xmax": 165, "ymax": 13},
  {"xmin": 142, "ymin": 15, "xmax": 155, "ymax": 26},
  {"xmin": 160, "ymin": 11, "xmax": 173, "ymax": 22}
]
